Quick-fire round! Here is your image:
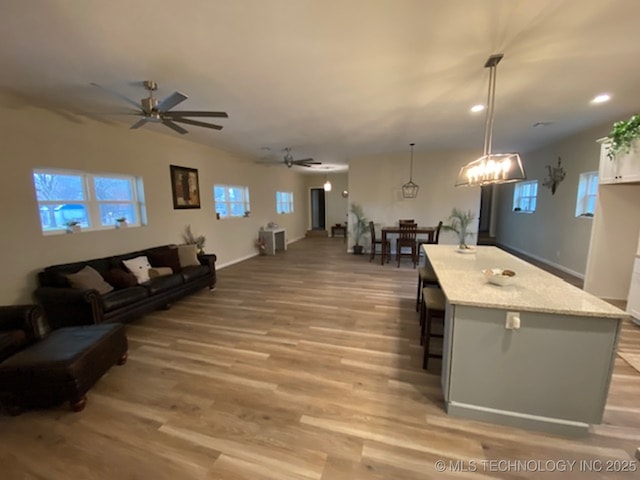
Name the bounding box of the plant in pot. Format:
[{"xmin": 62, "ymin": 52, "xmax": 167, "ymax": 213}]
[
  {"xmin": 442, "ymin": 208, "xmax": 476, "ymax": 250},
  {"xmin": 349, "ymin": 203, "xmax": 369, "ymax": 255},
  {"xmin": 607, "ymin": 113, "xmax": 640, "ymax": 160}
]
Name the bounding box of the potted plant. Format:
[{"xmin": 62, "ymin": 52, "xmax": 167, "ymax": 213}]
[
  {"xmin": 606, "ymin": 113, "xmax": 640, "ymax": 160},
  {"xmin": 442, "ymin": 208, "xmax": 476, "ymax": 249},
  {"xmin": 65, "ymin": 220, "xmax": 81, "ymax": 233},
  {"xmin": 182, "ymin": 224, "xmax": 206, "ymax": 255},
  {"xmin": 115, "ymin": 217, "xmax": 127, "ymax": 228},
  {"xmin": 350, "ymin": 203, "xmax": 369, "ymax": 254}
]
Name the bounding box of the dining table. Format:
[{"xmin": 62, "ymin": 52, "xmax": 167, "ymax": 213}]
[{"xmin": 380, "ymin": 225, "xmax": 436, "ymax": 265}]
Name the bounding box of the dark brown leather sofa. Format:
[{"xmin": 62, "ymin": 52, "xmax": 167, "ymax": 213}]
[{"xmin": 34, "ymin": 245, "xmax": 216, "ymax": 329}]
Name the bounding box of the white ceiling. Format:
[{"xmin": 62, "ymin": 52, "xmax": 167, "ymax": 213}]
[{"xmin": 2, "ymin": 0, "xmax": 640, "ymax": 173}]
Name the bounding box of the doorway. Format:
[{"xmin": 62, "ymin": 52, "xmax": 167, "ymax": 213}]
[
  {"xmin": 478, "ymin": 185, "xmax": 496, "ymax": 244},
  {"xmin": 310, "ymin": 188, "xmax": 326, "ymax": 230}
]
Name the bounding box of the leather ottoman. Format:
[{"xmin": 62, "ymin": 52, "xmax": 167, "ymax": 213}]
[{"xmin": 0, "ymin": 323, "xmax": 128, "ymax": 413}]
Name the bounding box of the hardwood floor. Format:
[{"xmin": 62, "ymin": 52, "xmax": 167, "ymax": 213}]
[{"xmin": 1, "ymin": 237, "xmax": 639, "ymax": 479}]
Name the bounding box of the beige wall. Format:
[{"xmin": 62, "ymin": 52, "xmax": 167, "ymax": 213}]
[
  {"xmin": 347, "ymin": 150, "xmax": 480, "ymax": 249},
  {"xmin": 0, "ymin": 105, "xmax": 309, "ymax": 303},
  {"xmin": 494, "ymin": 123, "xmax": 611, "ymax": 277}
]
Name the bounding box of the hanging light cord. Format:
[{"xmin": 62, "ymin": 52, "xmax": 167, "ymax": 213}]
[{"xmin": 409, "ymin": 143, "xmax": 415, "ymax": 180}]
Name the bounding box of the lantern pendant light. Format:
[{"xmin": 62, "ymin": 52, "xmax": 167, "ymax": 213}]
[
  {"xmin": 456, "ymin": 54, "xmax": 526, "ymax": 187},
  {"xmin": 401, "ymin": 143, "xmax": 419, "ymax": 198}
]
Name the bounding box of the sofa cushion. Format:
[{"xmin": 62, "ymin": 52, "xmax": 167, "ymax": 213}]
[
  {"xmin": 148, "ymin": 247, "xmax": 181, "ymax": 273},
  {"xmin": 178, "ymin": 244, "xmax": 200, "ymax": 268},
  {"xmin": 149, "ymin": 267, "xmax": 173, "ymax": 279},
  {"xmin": 66, "ymin": 266, "xmax": 114, "ymax": 295},
  {"xmin": 101, "ymin": 287, "xmax": 149, "ymax": 312},
  {"xmin": 145, "ymin": 274, "xmax": 184, "ymax": 295},
  {"xmin": 181, "ymin": 265, "xmax": 210, "ymax": 282},
  {"xmin": 122, "ymin": 256, "xmax": 152, "ymax": 284},
  {"xmin": 102, "ymin": 268, "xmax": 139, "ymax": 289},
  {"xmin": 0, "ymin": 330, "xmax": 28, "ymax": 363}
]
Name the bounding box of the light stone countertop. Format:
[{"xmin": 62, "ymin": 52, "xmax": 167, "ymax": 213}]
[{"xmin": 423, "ymin": 245, "xmax": 627, "ymax": 319}]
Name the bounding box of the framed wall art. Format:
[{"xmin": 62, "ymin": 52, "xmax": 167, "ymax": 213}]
[{"xmin": 170, "ymin": 165, "xmax": 201, "ymax": 209}]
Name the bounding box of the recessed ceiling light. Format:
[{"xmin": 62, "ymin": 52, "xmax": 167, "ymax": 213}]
[
  {"xmin": 470, "ymin": 104, "xmax": 485, "ymax": 113},
  {"xmin": 591, "ymin": 94, "xmax": 611, "ymax": 104}
]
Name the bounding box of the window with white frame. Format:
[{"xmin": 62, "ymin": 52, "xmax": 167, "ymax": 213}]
[
  {"xmin": 575, "ymin": 171, "xmax": 598, "ymax": 218},
  {"xmin": 214, "ymin": 184, "xmax": 250, "ymax": 218},
  {"xmin": 512, "ymin": 180, "xmax": 538, "ymax": 213},
  {"xmin": 276, "ymin": 191, "xmax": 294, "ymax": 214},
  {"xmin": 33, "ymin": 169, "xmax": 144, "ymax": 233}
]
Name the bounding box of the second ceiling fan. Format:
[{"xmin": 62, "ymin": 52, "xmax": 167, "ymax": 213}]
[{"xmin": 283, "ymin": 147, "xmax": 321, "ymax": 168}]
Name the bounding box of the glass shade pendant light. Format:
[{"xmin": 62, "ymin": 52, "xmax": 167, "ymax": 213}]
[
  {"xmin": 456, "ymin": 54, "xmax": 526, "ymax": 187},
  {"xmin": 323, "ymin": 175, "xmax": 332, "ymax": 192},
  {"xmin": 401, "ymin": 143, "xmax": 419, "ymax": 198}
]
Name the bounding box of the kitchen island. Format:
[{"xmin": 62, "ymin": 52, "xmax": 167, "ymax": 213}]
[{"xmin": 423, "ymin": 245, "xmax": 627, "ymax": 436}]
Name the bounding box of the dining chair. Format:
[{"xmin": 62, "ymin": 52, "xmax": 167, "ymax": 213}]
[
  {"xmin": 418, "ymin": 220, "xmax": 443, "ymax": 261},
  {"xmin": 369, "ymin": 221, "xmax": 389, "ymax": 262},
  {"xmin": 399, "ymin": 219, "xmax": 415, "ymax": 225},
  {"xmin": 396, "ymin": 222, "xmax": 418, "ymax": 268}
]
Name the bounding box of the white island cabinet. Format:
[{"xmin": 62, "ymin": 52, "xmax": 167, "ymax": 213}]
[{"xmin": 424, "ymin": 245, "xmax": 626, "ymax": 436}]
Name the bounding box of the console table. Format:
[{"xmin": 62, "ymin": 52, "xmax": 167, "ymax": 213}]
[{"xmin": 259, "ymin": 228, "xmax": 287, "ymax": 255}]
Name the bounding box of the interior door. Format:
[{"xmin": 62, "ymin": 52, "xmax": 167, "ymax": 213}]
[{"xmin": 310, "ymin": 188, "xmax": 326, "ymax": 230}]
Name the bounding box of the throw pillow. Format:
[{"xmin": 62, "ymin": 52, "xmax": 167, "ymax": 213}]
[
  {"xmin": 149, "ymin": 267, "xmax": 173, "ymax": 279},
  {"xmin": 66, "ymin": 265, "xmax": 114, "ymax": 294},
  {"xmin": 178, "ymin": 244, "xmax": 200, "ymax": 268},
  {"xmin": 102, "ymin": 268, "xmax": 138, "ymax": 289},
  {"xmin": 148, "ymin": 247, "xmax": 181, "ymax": 273},
  {"xmin": 122, "ymin": 256, "xmax": 153, "ymax": 284}
]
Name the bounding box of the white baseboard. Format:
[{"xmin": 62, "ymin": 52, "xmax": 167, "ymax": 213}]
[
  {"xmin": 498, "ymin": 243, "xmax": 585, "ymax": 280},
  {"xmin": 217, "ymin": 235, "xmax": 306, "ymax": 270}
]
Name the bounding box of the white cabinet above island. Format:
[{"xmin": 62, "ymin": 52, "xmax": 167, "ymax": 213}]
[{"xmin": 424, "ymin": 245, "xmax": 627, "ymax": 437}]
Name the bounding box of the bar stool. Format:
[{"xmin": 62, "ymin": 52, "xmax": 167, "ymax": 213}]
[
  {"xmin": 415, "ymin": 264, "xmax": 439, "ymax": 312},
  {"xmin": 419, "ymin": 287, "xmax": 445, "ymax": 369}
]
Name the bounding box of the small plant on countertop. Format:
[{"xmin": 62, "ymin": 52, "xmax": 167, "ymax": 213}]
[{"xmin": 442, "ymin": 208, "xmax": 476, "ymax": 249}]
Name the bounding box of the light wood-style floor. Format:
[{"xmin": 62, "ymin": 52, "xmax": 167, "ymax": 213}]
[{"xmin": 1, "ymin": 238, "xmax": 639, "ymax": 479}]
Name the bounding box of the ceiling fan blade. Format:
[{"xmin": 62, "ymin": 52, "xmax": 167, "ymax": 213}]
[
  {"xmin": 162, "ymin": 119, "xmax": 188, "ymax": 135},
  {"xmin": 130, "ymin": 118, "xmax": 148, "ymax": 129},
  {"xmin": 293, "ymin": 158, "xmax": 314, "ymax": 163},
  {"xmin": 91, "ymin": 82, "xmax": 141, "ymax": 110},
  {"xmin": 164, "ymin": 110, "xmax": 229, "ymax": 118},
  {"xmin": 171, "ymin": 117, "xmax": 223, "ymax": 130},
  {"xmin": 295, "ymin": 161, "xmax": 322, "ymax": 165},
  {"xmin": 157, "ymin": 91, "xmax": 188, "ymax": 112}
]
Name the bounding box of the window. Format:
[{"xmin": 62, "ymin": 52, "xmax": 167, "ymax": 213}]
[
  {"xmin": 33, "ymin": 169, "xmax": 145, "ymax": 233},
  {"xmin": 512, "ymin": 180, "xmax": 538, "ymax": 213},
  {"xmin": 575, "ymin": 171, "xmax": 598, "ymax": 218},
  {"xmin": 276, "ymin": 191, "xmax": 294, "ymax": 214},
  {"xmin": 214, "ymin": 184, "xmax": 250, "ymax": 218}
]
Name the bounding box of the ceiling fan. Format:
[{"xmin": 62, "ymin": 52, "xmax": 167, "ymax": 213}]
[
  {"xmin": 283, "ymin": 147, "xmax": 321, "ymax": 168},
  {"xmin": 91, "ymin": 80, "xmax": 228, "ymax": 135}
]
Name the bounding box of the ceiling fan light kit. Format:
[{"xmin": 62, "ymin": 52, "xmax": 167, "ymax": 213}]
[
  {"xmin": 92, "ymin": 80, "xmax": 228, "ymax": 135},
  {"xmin": 401, "ymin": 142, "xmax": 419, "ymax": 199},
  {"xmin": 456, "ymin": 54, "xmax": 526, "ymax": 187}
]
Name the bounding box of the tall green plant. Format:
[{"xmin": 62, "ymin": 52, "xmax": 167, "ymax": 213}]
[
  {"xmin": 607, "ymin": 113, "xmax": 640, "ymax": 160},
  {"xmin": 349, "ymin": 203, "xmax": 369, "ymax": 247},
  {"xmin": 442, "ymin": 208, "xmax": 476, "ymax": 248}
]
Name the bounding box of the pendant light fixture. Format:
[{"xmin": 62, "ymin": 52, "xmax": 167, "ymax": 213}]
[
  {"xmin": 456, "ymin": 53, "xmax": 526, "ymax": 187},
  {"xmin": 401, "ymin": 142, "xmax": 419, "ymax": 198},
  {"xmin": 323, "ymin": 175, "xmax": 332, "ymax": 192}
]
